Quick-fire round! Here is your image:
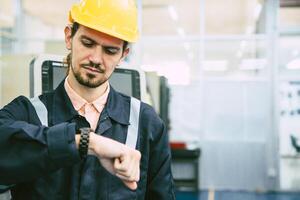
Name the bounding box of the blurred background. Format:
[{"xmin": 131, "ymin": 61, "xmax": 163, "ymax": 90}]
[{"xmin": 1, "ymin": 0, "xmax": 300, "ymax": 199}]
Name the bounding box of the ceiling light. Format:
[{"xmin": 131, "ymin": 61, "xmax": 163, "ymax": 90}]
[
  {"xmin": 254, "ymin": 3, "xmax": 262, "ymax": 21},
  {"xmin": 168, "ymin": 5, "xmax": 178, "ymax": 22}
]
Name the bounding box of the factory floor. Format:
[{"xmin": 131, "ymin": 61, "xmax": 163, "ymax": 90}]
[
  {"xmin": 176, "ymin": 190, "xmax": 300, "ymax": 200},
  {"xmin": 2, "ymin": 190, "xmax": 300, "ymax": 199}
]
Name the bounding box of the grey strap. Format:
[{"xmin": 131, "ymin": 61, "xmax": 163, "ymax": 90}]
[
  {"xmin": 0, "ymin": 191, "xmax": 11, "ymax": 199},
  {"xmin": 126, "ymin": 97, "xmax": 141, "ymax": 149},
  {"xmin": 30, "ymin": 96, "xmax": 48, "ymax": 127}
]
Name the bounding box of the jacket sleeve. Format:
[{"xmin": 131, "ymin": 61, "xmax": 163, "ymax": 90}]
[
  {"xmin": 0, "ymin": 96, "xmax": 80, "ymax": 185},
  {"xmin": 142, "ymin": 105, "xmax": 176, "ymax": 200}
]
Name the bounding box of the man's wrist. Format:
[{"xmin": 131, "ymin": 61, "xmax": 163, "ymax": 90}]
[{"xmin": 88, "ymin": 132, "xmax": 97, "ymax": 155}]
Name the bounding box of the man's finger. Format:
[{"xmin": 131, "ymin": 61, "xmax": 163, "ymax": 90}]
[
  {"xmin": 123, "ymin": 180, "xmax": 137, "ymax": 190},
  {"xmin": 116, "ymin": 172, "xmax": 138, "ymax": 182},
  {"xmin": 114, "ymin": 156, "xmax": 131, "ymax": 172}
]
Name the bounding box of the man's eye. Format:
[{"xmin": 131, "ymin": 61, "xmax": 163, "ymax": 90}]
[
  {"xmin": 104, "ymin": 48, "xmax": 119, "ymax": 55},
  {"xmin": 81, "ymin": 39, "xmax": 94, "ymax": 47}
]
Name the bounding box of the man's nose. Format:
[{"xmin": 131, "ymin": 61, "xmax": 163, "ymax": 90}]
[{"xmin": 89, "ymin": 46, "xmax": 103, "ymax": 64}]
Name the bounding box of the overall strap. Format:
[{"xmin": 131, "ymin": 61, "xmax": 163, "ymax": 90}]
[
  {"xmin": 126, "ymin": 97, "xmax": 141, "ymax": 149},
  {"xmin": 30, "ymin": 96, "xmax": 48, "ymax": 127},
  {"xmin": 29, "ymin": 96, "xmax": 140, "ymax": 149}
]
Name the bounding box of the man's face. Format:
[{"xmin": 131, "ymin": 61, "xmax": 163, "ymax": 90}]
[{"xmin": 65, "ymin": 25, "xmax": 129, "ymax": 88}]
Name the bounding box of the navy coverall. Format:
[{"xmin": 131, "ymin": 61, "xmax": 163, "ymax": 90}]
[{"xmin": 0, "ymin": 80, "xmax": 175, "ymax": 200}]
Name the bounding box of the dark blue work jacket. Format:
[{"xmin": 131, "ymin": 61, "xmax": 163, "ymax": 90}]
[{"xmin": 0, "ymin": 80, "xmax": 175, "ymax": 200}]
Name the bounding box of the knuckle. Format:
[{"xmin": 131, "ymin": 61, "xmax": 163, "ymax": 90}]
[
  {"xmin": 129, "ymin": 176, "xmax": 137, "ymax": 182},
  {"xmin": 128, "ymin": 177, "xmax": 134, "ymax": 181},
  {"xmin": 135, "ymin": 176, "xmax": 140, "ymax": 182}
]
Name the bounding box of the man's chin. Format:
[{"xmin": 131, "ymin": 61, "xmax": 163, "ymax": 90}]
[
  {"xmin": 80, "ymin": 79, "xmax": 106, "ymax": 88},
  {"xmin": 74, "ymin": 71, "xmax": 107, "ymax": 88}
]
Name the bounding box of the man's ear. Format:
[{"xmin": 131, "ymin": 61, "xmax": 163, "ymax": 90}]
[
  {"xmin": 120, "ymin": 48, "xmax": 130, "ymax": 62},
  {"xmin": 64, "ymin": 26, "xmax": 72, "ymax": 50}
]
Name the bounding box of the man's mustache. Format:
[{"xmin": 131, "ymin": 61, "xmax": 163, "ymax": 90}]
[{"xmin": 80, "ymin": 61, "xmax": 105, "ymax": 73}]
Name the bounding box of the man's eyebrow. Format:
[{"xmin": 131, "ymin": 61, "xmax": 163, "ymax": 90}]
[{"xmin": 80, "ymin": 35, "xmax": 121, "ymax": 50}]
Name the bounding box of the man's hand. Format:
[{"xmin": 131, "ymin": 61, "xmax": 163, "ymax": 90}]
[{"xmin": 86, "ymin": 132, "xmax": 141, "ymax": 190}]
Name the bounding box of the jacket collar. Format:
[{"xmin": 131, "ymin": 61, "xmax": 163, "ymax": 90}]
[
  {"xmin": 52, "ymin": 79, "xmax": 78, "ymax": 125},
  {"xmin": 105, "ymin": 86, "xmax": 130, "ymax": 125},
  {"xmin": 52, "ymin": 79, "xmax": 130, "ymax": 126}
]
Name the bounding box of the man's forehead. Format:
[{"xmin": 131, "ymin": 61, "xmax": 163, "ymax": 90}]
[{"xmin": 77, "ymin": 25, "xmax": 125, "ymax": 46}]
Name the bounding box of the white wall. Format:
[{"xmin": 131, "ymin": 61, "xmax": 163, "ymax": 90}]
[{"xmin": 168, "ymin": 79, "xmax": 273, "ymax": 190}]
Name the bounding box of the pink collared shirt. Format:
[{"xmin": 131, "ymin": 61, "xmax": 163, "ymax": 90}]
[{"xmin": 64, "ymin": 77, "xmax": 110, "ymax": 131}]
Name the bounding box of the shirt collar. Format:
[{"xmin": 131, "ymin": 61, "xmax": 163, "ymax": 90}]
[
  {"xmin": 64, "ymin": 76, "xmax": 110, "ymax": 113},
  {"xmin": 93, "ymin": 86, "xmax": 110, "ymax": 112},
  {"xmin": 51, "ymin": 80, "xmax": 130, "ymax": 126}
]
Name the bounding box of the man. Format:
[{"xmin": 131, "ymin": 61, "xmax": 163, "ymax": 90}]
[{"xmin": 0, "ymin": 0, "xmax": 175, "ymax": 199}]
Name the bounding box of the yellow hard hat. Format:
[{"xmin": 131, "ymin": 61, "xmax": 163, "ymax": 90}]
[{"xmin": 69, "ymin": 0, "xmax": 139, "ymax": 42}]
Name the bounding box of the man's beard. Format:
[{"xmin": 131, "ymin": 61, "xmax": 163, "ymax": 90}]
[{"xmin": 71, "ymin": 61, "xmax": 107, "ymax": 88}]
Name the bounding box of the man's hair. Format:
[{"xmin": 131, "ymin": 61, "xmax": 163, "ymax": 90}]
[{"xmin": 66, "ymin": 22, "xmax": 129, "ymax": 73}]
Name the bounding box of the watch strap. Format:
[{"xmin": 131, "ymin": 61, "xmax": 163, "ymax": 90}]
[{"xmin": 79, "ymin": 127, "xmax": 91, "ymax": 159}]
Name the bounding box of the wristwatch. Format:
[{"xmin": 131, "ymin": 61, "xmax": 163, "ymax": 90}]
[{"xmin": 78, "ymin": 127, "xmax": 91, "ymax": 159}]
